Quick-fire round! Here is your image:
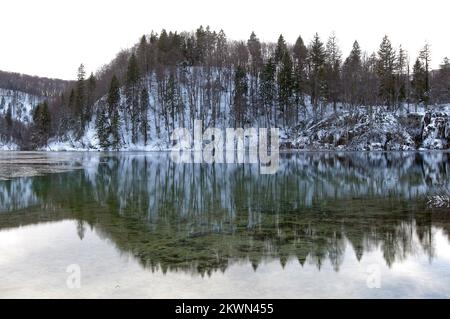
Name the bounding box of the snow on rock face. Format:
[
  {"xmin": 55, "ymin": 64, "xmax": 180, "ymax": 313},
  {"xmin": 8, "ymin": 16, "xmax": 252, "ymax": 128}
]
[
  {"xmin": 0, "ymin": 88, "xmax": 42, "ymax": 124},
  {"xmin": 400, "ymin": 113, "xmax": 424, "ymax": 145},
  {"xmin": 0, "ymin": 141, "xmax": 19, "ymax": 151},
  {"xmin": 421, "ymin": 111, "xmax": 450, "ymax": 150},
  {"xmin": 293, "ymin": 110, "xmax": 416, "ymax": 151}
]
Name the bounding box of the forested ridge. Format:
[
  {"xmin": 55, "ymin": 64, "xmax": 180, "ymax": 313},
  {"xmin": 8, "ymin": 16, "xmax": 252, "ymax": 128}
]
[{"xmin": 1, "ymin": 26, "xmax": 450, "ymax": 150}]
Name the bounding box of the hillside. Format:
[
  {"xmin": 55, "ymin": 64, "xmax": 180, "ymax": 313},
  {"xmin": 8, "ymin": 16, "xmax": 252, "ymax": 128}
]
[
  {"xmin": 0, "ymin": 88, "xmax": 44, "ymax": 150},
  {"xmin": 1, "ymin": 27, "xmax": 450, "ymax": 151},
  {"xmin": 0, "ymin": 70, "xmax": 72, "ymax": 97},
  {"xmin": 45, "ymin": 93, "xmax": 450, "ymax": 151},
  {"xmin": 0, "ymin": 71, "xmax": 72, "ymax": 150}
]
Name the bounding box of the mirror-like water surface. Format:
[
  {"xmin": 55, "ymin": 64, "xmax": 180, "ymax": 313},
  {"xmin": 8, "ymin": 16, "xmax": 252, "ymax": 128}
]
[{"xmin": 0, "ymin": 151, "xmax": 449, "ymax": 298}]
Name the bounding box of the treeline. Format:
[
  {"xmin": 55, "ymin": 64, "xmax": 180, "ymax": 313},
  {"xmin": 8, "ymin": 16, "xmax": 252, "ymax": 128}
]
[
  {"xmin": 18, "ymin": 27, "xmax": 450, "ymax": 148},
  {"xmin": 0, "ymin": 70, "xmax": 72, "ymax": 97}
]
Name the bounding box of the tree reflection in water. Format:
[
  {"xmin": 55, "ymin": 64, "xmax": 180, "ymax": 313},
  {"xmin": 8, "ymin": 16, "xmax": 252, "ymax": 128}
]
[{"xmin": 0, "ymin": 151, "xmax": 449, "ymax": 276}]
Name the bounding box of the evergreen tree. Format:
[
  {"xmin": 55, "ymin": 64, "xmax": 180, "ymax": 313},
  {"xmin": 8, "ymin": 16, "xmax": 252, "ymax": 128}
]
[
  {"xmin": 377, "ymin": 36, "xmax": 396, "ymax": 107},
  {"xmin": 278, "ymin": 51, "xmax": 295, "ymax": 127},
  {"xmin": 247, "ymin": 32, "xmax": 263, "ymax": 117},
  {"xmin": 342, "ymin": 41, "xmax": 363, "ymax": 108},
  {"xmin": 233, "ymin": 65, "xmax": 248, "ymax": 127},
  {"xmin": 308, "ymin": 33, "xmax": 326, "ymax": 112},
  {"xmin": 432, "ymin": 57, "xmax": 450, "ymax": 103},
  {"xmin": 110, "ymin": 108, "xmax": 121, "ymax": 151},
  {"xmin": 66, "ymin": 88, "xmax": 76, "ymax": 130},
  {"xmin": 275, "ymin": 35, "xmax": 288, "ymax": 64},
  {"xmin": 68, "ymin": 88, "xmax": 76, "ymax": 111},
  {"xmin": 247, "ymin": 32, "xmax": 263, "ymax": 71},
  {"xmin": 32, "ymin": 102, "xmax": 51, "ymax": 147},
  {"xmin": 96, "ymin": 103, "xmax": 109, "ymax": 149},
  {"xmin": 324, "ymin": 33, "xmax": 342, "ymax": 111},
  {"xmin": 86, "ymin": 72, "xmax": 96, "ymax": 122},
  {"xmin": 293, "ymin": 35, "xmax": 308, "ymax": 107},
  {"xmin": 137, "ymin": 35, "xmax": 149, "ymax": 73},
  {"xmin": 260, "ymin": 58, "xmax": 276, "ymax": 126},
  {"xmin": 164, "ymin": 74, "xmax": 179, "ymax": 131},
  {"xmin": 5, "ymin": 105, "xmax": 12, "ymax": 129},
  {"xmin": 75, "ymin": 64, "xmax": 86, "ymax": 133},
  {"xmin": 360, "ymin": 52, "xmax": 379, "ymax": 111},
  {"xmin": 412, "ymin": 58, "xmax": 426, "ymax": 108},
  {"xmin": 125, "ymin": 53, "xmax": 140, "ymax": 143},
  {"xmin": 140, "ymin": 87, "xmax": 149, "ymax": 145},
  {"xmin": 395, "ymin": 46, "xmax": 408, "ymax": 108},
  {"xmin": 419, "ymin": 43, "xmax": 431, "ymax": 106},
  {"xmin": 215, "ymin": 29, "xmax": 228, "ymax": 67},
  {"xmin": 108, "ymin": 75, "xmax": 121, "ymax": 150}
]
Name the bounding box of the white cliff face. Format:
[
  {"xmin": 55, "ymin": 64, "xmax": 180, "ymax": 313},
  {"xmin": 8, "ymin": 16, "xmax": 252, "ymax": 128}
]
[
  {"xmin": 421, "ymin": 110, "xmax": 450, "ymax": 150},
  {"xmin": 0, "ymin": 88, "xmax": 43, "ymax": 150},
  {"xmin": 290, "ymin": 105, "xmax": 450, "ymax": 151},
  {"xmin": 0, "ymin": 88, "xmax": 42, "ymax": 124}
]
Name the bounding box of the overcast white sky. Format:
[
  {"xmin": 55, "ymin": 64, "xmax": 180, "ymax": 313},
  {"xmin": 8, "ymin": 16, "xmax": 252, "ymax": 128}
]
[{"xmin": 0, "ymin": 0, "xmax": 449, "ymax": 80}]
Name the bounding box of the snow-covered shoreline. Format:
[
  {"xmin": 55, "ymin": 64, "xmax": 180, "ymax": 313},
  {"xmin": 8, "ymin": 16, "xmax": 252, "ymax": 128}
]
[
  {"xmin": 38, "ymin": 105, "xmax": 450, "ymax": 152},
  {"xmin": 1, "ymin": 79, "xmax": 449, "ymax": 152}
]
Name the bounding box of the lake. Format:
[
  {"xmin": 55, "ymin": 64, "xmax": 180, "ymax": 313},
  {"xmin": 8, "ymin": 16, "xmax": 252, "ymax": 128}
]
[{"xmin": 0, "ymin": 151, "xmax": 450, "ymax": 298}]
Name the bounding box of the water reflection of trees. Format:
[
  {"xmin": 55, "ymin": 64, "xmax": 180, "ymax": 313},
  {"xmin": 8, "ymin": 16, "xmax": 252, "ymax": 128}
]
[{"xmin": 0, "ymin": 152, "xmax": 449, "ymax": 275}]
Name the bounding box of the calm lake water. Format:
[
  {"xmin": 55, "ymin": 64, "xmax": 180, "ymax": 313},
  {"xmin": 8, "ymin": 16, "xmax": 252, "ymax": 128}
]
[{"xmin": 0, "ymin": 151, "xmax": 450, "ymax": 298}]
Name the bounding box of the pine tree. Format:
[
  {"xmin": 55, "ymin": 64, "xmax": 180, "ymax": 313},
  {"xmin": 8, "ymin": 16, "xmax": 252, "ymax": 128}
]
[
  {"xmin": 41, "ymin": 103, "xmax": 51, "ymax": 138},
  {"xmin": 32, "ymin": 102, "xmax": 51, "ymax": 147},
  {"xmin": 260, "ymin": 58, "xmax": 276, "ymax": 126},
  {"xmin": 75, "ymin": 64, "xmax": 86, "ymax": 133},
  {"xmin": 111, "ymin": 108, "xmax": 120, "ymax": 151},
  {"xmin": 361, "ymin": 52, "xmax": 379, "ymax": 111},
  {"xmin": 96, "ymin": 103, "xmax": 109, "ymax": 149},
  {"xmin": 247, "ymin": 32, "xmax": 263, "ymax": 118},
  {"xmin": 140, "ymin": 87, "xmax": 149, "ymax": 145},
  {"xmin": 324, "ymin": 33, "xmax": 342, "ymax": 111},
  {"xmin": 233, "ymin": 65, "xmax": 248, "ymax": 127},
  {"xmin": 412, "ymin": 58, "xmax": 426, "ymax": 109},
  {"xmin": 278, "ymin": 51, "xmax": 294, "ymax": 127},
  {"xmin": 216, "ymin": 29, "xmax": 228, "ymax": 67},
  {"xmin": 68, "ymin": 88, "xmax": 76, "ymax": 111},
  {"xmin": 137, "ymin": 35, "xmax": 149, "ymax": 73},
  {"xmin": 308, "ymin": 33, "xmax": 326, "ymax": 112},
  {"xmin": 66, "ymin": 88, "xmax": 76, "ymax": 131},
  {"xmin": 293, "ymin": 35, "xmax": 308, "ymax": 108},
  {"xmin": 377, "ymin": 36, "xmax": 396, "ymax": 108},
  {"xmin": 164, "ymin": 74, "xmax": 178, "ymax": 131},
  {"xmin": 419, "ymin": 43, "xmax": 431, "ymax": 106},
  {"xmin": 5, "ymin": 104, "xmax": 12, "ymax": 129},
  {"xmin": 86, "ymin": 72, "xmax": 96, "ymax": 122},
  {"xmin": 107, "ymin": 75, "xmax": 120, "ymax": 115},
  {"xmin": 342, "ymin": 41, "xmax": 363, "ymax": 108},
  {"xmin": 126, "ymin": 53, "xmax": 140, "ymax": 144},
  {"xmin": 395, "ymin": 46, "xmax": 408, "ymax": 108},
  {"xmin": 275, "ymin": 35, "xmax": 288, "ymax": 64},
  {"xmin": 108, "ymin": 75, "xmax": 121, "ymax": 150},
  {"xmin": 433, "ymin": 57, "xmax": 450, "ymax": 103}
]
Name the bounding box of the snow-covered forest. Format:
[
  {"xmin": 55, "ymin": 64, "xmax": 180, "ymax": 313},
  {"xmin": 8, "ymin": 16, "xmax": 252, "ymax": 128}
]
[{"xmin": 1, "ymin": 26, "xmax": 450, "ymax": 151}]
